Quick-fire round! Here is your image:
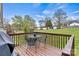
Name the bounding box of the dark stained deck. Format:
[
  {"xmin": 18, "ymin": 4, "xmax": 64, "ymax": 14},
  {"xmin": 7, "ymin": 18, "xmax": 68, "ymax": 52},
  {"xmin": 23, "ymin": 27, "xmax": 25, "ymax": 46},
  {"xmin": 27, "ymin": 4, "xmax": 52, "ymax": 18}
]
[{"xmin": 14, "ymin": 43, "xmax": 62, "ymax": 56}]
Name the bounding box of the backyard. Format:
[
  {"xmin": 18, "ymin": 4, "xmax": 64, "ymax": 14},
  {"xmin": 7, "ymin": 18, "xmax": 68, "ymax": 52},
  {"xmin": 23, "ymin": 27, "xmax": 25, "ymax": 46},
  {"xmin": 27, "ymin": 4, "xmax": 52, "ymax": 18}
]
[{"xmin": 34, "ymin": 28, "xmax": 79, "ymax": 55}]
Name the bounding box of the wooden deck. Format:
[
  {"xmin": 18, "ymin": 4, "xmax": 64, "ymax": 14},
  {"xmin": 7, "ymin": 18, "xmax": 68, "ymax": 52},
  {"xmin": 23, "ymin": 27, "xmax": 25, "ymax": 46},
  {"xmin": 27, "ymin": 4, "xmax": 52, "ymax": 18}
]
[{"xmin": 14, "ymin": 43, "xmax": 62, "ymax": 56}]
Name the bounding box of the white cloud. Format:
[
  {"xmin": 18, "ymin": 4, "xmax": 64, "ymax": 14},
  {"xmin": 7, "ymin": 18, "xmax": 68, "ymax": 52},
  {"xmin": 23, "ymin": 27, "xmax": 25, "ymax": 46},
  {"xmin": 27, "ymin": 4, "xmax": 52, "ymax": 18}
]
[
  {"xmin": 32, "ymin": 3, "xmax": 41, "ymax": 7},
  {"xmin": 56, "ymin": 3, "xmax": 68, "ymax": 9},
  {"xmin": 34, "ymin": 15, "xmax": 45, "ymax": 27},
  {"xmin": 35, "ymin": 15, "xmax": 45, "ymax": 19},
  {"xmin": 9, "ymin": 20, "xmax": 14, "ymax": 25},
  {"xmin": 67, "ymin": 16, "xmax": 79, "ymax": 21},
  {"xmin": 43, "ymin": 10, "xmax": 51, "ymax": 15},
  {"xmin": 57, "ymin": 5, "xmax": 65, "ymax": 9},
  {"xmin": 71, "ymin": 16, "xmax": 76, "ymax": 20},
  {"xmin": 72, "ymin": 10, "xmax": 79, "ymax": 14}
]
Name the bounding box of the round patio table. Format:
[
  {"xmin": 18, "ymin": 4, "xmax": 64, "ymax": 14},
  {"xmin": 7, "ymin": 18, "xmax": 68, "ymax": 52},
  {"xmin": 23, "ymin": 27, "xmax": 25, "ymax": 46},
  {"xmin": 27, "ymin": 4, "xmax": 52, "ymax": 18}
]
[{"xmin": 27, "ymin": 35, "xmax": 42, "ymax": 48}]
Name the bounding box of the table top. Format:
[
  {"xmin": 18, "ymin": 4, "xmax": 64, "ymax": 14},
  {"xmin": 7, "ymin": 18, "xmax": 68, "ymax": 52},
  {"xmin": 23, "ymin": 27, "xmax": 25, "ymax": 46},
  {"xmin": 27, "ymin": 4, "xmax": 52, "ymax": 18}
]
[{"xmin": 28, "ymin": 35, "xmax": 42, "ymax": 38}]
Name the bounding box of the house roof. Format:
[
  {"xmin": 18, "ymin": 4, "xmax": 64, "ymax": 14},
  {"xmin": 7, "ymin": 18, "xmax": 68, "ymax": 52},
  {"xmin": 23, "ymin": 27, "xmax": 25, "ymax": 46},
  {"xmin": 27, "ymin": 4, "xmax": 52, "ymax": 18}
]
[{"xmin": 70, "ymin": 22, "xmax": 79, "ymax": 26}]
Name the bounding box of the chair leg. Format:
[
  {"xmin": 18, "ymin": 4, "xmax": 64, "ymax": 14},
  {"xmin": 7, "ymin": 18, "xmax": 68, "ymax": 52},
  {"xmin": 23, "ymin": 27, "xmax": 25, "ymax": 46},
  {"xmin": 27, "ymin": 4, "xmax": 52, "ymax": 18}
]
[
  {"xmin": 44, "ymin": 42, "xmax": 46, "ymax": 49},
  {"xmin": 35, "ymin": 47, "xmax": 37, "ymax": 53},
  {"xmin": 35, "ymin": 44, "xmax": 37, "ymax": 53}
]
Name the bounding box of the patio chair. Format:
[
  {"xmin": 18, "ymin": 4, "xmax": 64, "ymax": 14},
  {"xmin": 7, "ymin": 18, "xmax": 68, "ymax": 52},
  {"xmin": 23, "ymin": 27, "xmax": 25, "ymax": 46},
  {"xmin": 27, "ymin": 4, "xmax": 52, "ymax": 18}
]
[
  {"xmin": 40, "ymin": 34, "xmax": 47, "ymax": 48},
  {"xmin": 26, "ymin": 33, "xmax": 38, "ymax": 52}
]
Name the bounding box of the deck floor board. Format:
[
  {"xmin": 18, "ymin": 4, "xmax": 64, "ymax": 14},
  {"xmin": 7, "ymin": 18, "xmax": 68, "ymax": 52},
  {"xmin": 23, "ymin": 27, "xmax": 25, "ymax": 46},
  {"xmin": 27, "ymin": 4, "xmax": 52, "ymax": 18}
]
[{"xmin": 14, "ymin": 43, "xmax": 62, "ymax": 56}]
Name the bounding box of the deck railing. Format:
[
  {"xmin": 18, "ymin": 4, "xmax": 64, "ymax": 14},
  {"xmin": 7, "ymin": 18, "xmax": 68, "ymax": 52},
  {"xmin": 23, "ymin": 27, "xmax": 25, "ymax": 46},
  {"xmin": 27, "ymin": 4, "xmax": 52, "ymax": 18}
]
[
  {"xmin": 62, "ymin": 35, "xmax": 74, "ymax": 56},
  {"xmin": 8, "ymin": 32, "xmax": 74, "ymax": 56}
]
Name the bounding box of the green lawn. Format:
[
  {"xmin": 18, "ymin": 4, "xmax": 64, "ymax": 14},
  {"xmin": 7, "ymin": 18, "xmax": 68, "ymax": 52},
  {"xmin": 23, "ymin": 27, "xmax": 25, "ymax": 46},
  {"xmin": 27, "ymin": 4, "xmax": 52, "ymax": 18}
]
[{"xmin": 34, "ymin": 28, "xmax": 79, "ymax": 56}]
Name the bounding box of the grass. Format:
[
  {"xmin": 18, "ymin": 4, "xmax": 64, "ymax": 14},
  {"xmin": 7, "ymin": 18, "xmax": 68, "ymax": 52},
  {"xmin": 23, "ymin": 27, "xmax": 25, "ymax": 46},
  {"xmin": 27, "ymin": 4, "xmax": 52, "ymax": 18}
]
[{"xmin": 34, "ymin": 28, "xmax": 79, "ymax": 56}]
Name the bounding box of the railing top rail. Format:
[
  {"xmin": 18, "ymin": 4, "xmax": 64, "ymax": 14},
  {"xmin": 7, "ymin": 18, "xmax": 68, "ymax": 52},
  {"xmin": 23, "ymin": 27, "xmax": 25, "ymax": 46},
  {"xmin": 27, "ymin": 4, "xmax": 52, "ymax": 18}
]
[
  {"xmin": 8, "ymin": 32, "xmax": 71, "ymax": 37},
  {"xmin": 8, "ymin": 32, "xmax": 32, "ymax": 36},
  {"xmin": 34, "ymin": 32, "xmax": 71, "ymax": 37}
]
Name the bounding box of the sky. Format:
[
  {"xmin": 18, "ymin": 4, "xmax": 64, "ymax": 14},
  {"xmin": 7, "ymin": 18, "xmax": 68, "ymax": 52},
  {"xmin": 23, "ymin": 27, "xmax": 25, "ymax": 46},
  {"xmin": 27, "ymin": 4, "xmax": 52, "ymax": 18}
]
[{"xmin": 3, "ymin": 3, "xmax": 79, "ymax": 26}]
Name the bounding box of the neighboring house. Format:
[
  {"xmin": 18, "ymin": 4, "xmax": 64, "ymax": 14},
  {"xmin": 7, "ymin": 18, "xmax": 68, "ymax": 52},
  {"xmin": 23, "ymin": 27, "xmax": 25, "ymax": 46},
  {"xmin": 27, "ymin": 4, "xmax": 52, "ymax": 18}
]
[
  {"xmin": 52, "ymin": 21, "xmax": 58, "ymax": 29},
  {"xmin": 70, "ymin": 22, "xmax": 79, "ymax": 26},
  {"xmin": 68, "ymin": 22, "xmax": 79, "ymax": 28},
  {"xmin": 36, "ymin": 26, "xmax": 47, "ymax": 30},
  {"xmin": 53, "ymin": 26, "xmax": 57, "ymax": 29}
]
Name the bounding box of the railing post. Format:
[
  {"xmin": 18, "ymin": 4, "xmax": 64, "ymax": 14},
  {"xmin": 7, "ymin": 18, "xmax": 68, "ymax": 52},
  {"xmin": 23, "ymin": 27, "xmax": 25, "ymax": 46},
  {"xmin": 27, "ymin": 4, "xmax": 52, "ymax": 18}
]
[{"xmin": 62, "ymin": 35, "xmax": 75, "ymax": 56}]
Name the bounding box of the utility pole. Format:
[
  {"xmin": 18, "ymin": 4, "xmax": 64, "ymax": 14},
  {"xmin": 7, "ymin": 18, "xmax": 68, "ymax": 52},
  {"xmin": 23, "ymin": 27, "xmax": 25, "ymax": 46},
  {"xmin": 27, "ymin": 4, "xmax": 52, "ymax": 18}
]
[{"xmin": 0, "ymin": 3, "xmax": 5, "ymax": 32}]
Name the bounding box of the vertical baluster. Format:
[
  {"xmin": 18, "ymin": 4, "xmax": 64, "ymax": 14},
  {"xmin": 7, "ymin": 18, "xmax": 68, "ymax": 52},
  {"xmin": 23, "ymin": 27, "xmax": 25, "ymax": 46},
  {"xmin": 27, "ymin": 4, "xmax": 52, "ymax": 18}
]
[
  {"xmin": 64, "ymin": 36, "xmax": 67, "ymax": 48},
  {"xmin": 52, "ymin": 35, "xmax": 54, "ymax": 46},
  {"xmin": 62, "ymin": 36, "xmax": 64, "ymax": 49},
  {"xmin": 51, "ymin": 35, "xmax": 52, "ymax": 46},
  {"xmin": 14, "ymin": 35, "xmax": 16, "ymax": 46},
  {"xmin": 49, "ymin": 35, "xmax": 50, "ymax": 46},
  {"xmin": 20, "ymin": 35, "xmax": 22, "ymax": 45},
  {"xmin": 48, "ymin": 35, "xmax": 50, "ymax": 45},
  {"xmin": 51, "ymin": 35, "xmax": 53, "ymax": 46},
  {"xmin": 16, "ymin": 35, "xmax": 18, "ymax": 46},
  {"xmin": 48, "ymin": 34, "xmax": 49, "ymax": 45},
  {"xmin": 61, "ymin": 36, "xmax": 62, "ymax": 49},
  {"xmin": 62, "ymin": 36, "xmax": 64, "ymax": 48},
  {"xmin": 24, "ymin": 34, "xmax": 26, "ymax": 44},
  {"xmin": 53, "ymin": 35, "xmax": 54, "ymax": 47},
  {"xmin": 55, "ymin": 35, "xmax": 56, "ymax": 48},
  {"xmin": 44, "ymin": 34, "xmax": 47, "ymax": 48},
  {"xmin": 61, "ymin": 36, "xmax": 63, "ymax": 49},
  {"xmin": 47, "ymin": 34, "xmax": 49, "ymax": 45},
  {"xmin": 57, "ymin": 35, "xmax": 58, "ymax": 48},
  {"xmin": 63, "ymin": 36, "xmax": 65, "ymax": 49},
  {"xmin": 65, "ymin": 36, "xmax": 67, "ymax": 46},
  {"xmin": 59, "ymin": 35, "xmax": 60, "ymax": 49},
  {"xmin": 13, "ymin": 36, "xmax": 14, "ymax": 46},
  {"xmin": 63, "ymin": 36, "xmax": 65, "ymax": 48},
  {"xmin": 17, "ymin": 35, "xmax": 19, "ymax": 46},
  {"xmin": 50, "ymin": 35, "xmax": 51, "ymax": 45},
  {"xmin": 60, "ymin": 35, "xmax": 62, "ymax": 49},
  {"xmin": 55, "ymin": 35, "xmax": 57, "ymax": 48},
  {"xmin": 53, "ymin": 35, "xmax": 55, "ymax": 47},
  {"xmin": 48, "ymin": 35, "xmax": 49, "ymax": 45},
  {"xmin": 25, "ymin": 34, "xmax": 27, "ymax": 44},
  {"xmin": 65, "ymin": 36, "xmax": 67, "ymax": 48},
  {"xmin": 57, "ymin": 35, "xmax": 59, "ymax": 48},
  {"xmin": 16, "ymin": 35, "xmax": 17, "ymax": 46},
  {"xmin": 54, "ymin": 35, "xmax": 56, "ymax": 47},
  {"xmin": 59, "ymin": 35, "xmax": 61, "ymax": 49},
  {"xmin": 58, "ymin": 35, "xmax": 59, "ymax": 48}
]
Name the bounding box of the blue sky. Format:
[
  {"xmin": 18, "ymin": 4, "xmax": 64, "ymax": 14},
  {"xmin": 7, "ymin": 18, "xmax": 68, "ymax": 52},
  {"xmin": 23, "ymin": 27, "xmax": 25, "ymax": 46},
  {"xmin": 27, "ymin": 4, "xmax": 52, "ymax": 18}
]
[{"xmin": 3, "ymin": 3, "xmax": 79, "ymax": 26}]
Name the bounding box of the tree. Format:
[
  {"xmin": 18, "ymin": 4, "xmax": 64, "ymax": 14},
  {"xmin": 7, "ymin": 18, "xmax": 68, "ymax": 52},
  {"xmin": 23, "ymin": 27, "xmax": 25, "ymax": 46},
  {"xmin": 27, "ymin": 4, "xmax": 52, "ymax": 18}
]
[
  {"xmin": 45, "ymin": 17, "xmax": 52, "ymax": 29},
  {"xmin": 12, "ymin": 16, "xmax": 23, "ymax": 31},
  {"xmin": 39, "ymin": 20, "xmax": 45, "ymax": 29},
  {"xmin": 5, "ymin": 23, "xmax": 13, "ymax": 34},
  {"xmin": 53, "ymin": 9, "xmax": 67, "ymax": 29},
  {"xmin": 23, "ymin": 15, "xmax": 36, "ymax": 32},
  {"xmin": 11, "ymin": 15, "xmax": 36, "ymax": 33}
]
